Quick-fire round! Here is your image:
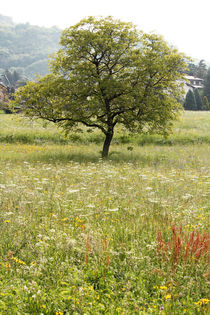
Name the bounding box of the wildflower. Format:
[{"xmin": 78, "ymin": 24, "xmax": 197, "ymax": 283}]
[
  {"xmin": 41, "ymin": 305, "xmax": 46, "ymax": 309},
  {"xmin": 164, "ymin": 294, "xmax": 171, "ymax": 300},
  {"xmin": 107, "ymin": 208, "xmax": 119, "ymax": 212},
  {"xmin": 76, "ymin": 217, "xmax": 83, "ymax": 223},
  {"xmin": 4, "ymin": 220, "xmax": 10, "ymax": 223},
  {"xmin": 160, "ymin": 286, "xmax": 168, "ymax": 290},
  {"xmin": 194, "ymin": 298, "xmax": 210, "ymax": 306},
  {"xmin": 11, "ymin": 257, "xmax": 26, "ymax": 265},
  {"xmin": 61, "ymin": 218, "xmax": 68, "ymax": 222},
  {"xmin": 55, "ymin": 312, "xmax": 63, "ymax": 315},
  {"xmin": 5, "ymin": 262, "xmax": 10, "ymax": 268},
  {"xmin": 68, "ymin": 189, "xmax": 79, "ymax": 193}
]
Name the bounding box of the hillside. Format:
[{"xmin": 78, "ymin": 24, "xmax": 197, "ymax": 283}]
[{"xmin": 0, "ymin": 15, "xmax": 61, "ymax": 80}]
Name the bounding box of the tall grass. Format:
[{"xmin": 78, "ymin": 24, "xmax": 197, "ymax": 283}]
[
  {"xmin": 0, "ymin": 111, "xmax": 209, "ymax": 314},
  {"xmin": 0, "ymin": 111, "xmax": 210, "ymax": 146}
]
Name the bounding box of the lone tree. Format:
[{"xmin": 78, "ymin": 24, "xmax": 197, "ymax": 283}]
[{"xmin": 14, "ymin": 16, "xmax": 188, "ymax": 158}]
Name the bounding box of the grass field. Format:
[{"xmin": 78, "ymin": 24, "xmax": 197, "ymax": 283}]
[
  {"xmin": 0, "ymin": 111, "xmax": 209, "ymax": 314},
  {"xmin": 0, "ymin": 111, "xmax": 210, "ymax": 146}
]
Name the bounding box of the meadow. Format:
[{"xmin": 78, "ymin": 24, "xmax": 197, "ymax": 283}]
[{"xmin": 0, "ymin": 111, "xmax": 209, "ymax": 314}]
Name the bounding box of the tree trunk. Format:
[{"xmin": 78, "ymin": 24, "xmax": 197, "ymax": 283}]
[{"xmin": 102, "ymin": 131, "xmax": 113, "ymax": 158}]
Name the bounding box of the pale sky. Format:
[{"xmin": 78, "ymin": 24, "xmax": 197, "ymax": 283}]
[{"xmin": 1, "ymin": 0, "xmax": 210, "ymax": 62}]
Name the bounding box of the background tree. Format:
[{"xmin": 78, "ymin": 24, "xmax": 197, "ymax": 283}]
[
  {"xmin": 193, "ymin": 88, "xmax": 203, "ymax": 110},
  {"xmin": 203, "ymin": 96, "xmax": 209, "ymax": 110},
  {"xmin": 185, "ymin": 60, "xmax": 207, "ymax": 79},
  {"xmin": 196, "ymin": 59, "xmax": 207, "ymax": 79},
  {"xmin": 184, "ymin": 90, "xmax": 197, "ymax": 110},
  {"xmin": 14, "ymin": 16, "xmax": 188, "ymax": 158},
  {"xmin": 203, "ymin": 67, "xmax": 210, "ymax": 102},
  {"xmin": 186, "ymin": 62, "xmax": 197, "ymax": 76}
]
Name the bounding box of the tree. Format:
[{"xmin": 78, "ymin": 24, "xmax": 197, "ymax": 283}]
[
  {"xmin": 193, "ymin": 88, "xmax": 203, "ymax": 110},
  {"xmin": 196, "ymin": 60, "xmax": 207, "ymax": 79},
  {"xmin": 184, "ymin": 90, "xmax": 197, "ymax": 110},
  {"xmin": 203, "ymin": 67, "xmax": 210, "ymax": 102},
  {"xmin": 203, "ymin": 96, "xmax": 210, "ymax": 110},
  {"xmin": 14, "ymin": 16, "xmax": 188, "ymax": 158},
  {"xmin": 186, "ymin": 62, "xmax": 197, "ymax": 76}
]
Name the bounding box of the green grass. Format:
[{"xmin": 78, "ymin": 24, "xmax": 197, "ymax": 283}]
[
  {"xmin": 0, "ymin": 111, "xmax": 210, "ymax": 146},
  {"xmin": 0, "ymin": 112, "xmax": 209, "ymax": 314}
]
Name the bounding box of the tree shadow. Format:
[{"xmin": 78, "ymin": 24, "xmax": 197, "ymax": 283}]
[{"xmin": 26, "ymin": 149, "xmax": 171, "ymax": 168}]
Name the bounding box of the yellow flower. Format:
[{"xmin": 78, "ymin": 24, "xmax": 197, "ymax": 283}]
[
  {"xmin": 55, "ymin": 312, "xmax": 63, "ymax": 315},
  {"xmin": 5, "ymin": 262, "xmax": 10, "ymax": 268},
  {"xmin": 11, "ymin": 257, "xmax": 26, "ymax": 265},
  {"xmin": 4, "ymin": 220, "xmax": 10, "ymax": 223},
  {"xmin": 164, "ymin": 294, "xmax": 171, "ymax": 300},
  {"xmin": 41, "ymin": 305, "xmax": 46, "ymax": 309},
  {"xmin": 194, "ymin": 298, "xmax": 210, "ymax": 306},
  {"xmin": 160, "ymin": 286, "xmax": 168, "ymax": 290}
]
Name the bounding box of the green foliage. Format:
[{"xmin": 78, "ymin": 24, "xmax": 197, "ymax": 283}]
[
  {"xmin": 186, "ymin": 59, "xmax": 207, "ymax": 79},
  {"xmin": 203, "ymin": 67, "xmax": 210, "ymax": 102},
  {"xmin": 193, "ymin": 88, "xmax": 203, "ymax": 110},
  {"xmin": 0, "ymin": 16, "xmax": 60, "ymax": 79},
  {"xmin": 186, "ymin": 62, "xmax": 197, "ymax": 76},
  {"xmin": 184, "ymin": 90, "xmax": 197, "ymax": 110},
  {"xmin": 196, "ymin": 59, "xmax": 207, "ymax": 79},
  {"xmin": 203, "ymin": 96, "xmax": 209, "ymax": 110},
  {"xmin": 15, "ymin": 16, "xmax": 188, "ymax": 157}
]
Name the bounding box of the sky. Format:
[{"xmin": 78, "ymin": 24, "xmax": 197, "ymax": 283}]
[{"xmin": 1, "ymin": 0, "xmax": 210, "ymax": 62}]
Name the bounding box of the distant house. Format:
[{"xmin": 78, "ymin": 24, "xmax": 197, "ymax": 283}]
[
  {"xmin": 0, "ymin": 82, "xmax": 9, "ymax": 103},
  {"xmin": 184, "ymin": 75, "xmax": 204, "ymax": 94}
]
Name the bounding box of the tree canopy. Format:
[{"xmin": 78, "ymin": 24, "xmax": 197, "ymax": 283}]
[{"xmin": 14, "ymin": 16, "xmax": 188, "ymax": 157}]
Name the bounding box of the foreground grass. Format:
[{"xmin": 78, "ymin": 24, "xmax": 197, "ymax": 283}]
[
  {"xmin": 0, "ymin": 112, "xmax": 209, "ymax": 314},
  {"xmin": 0, "ymin": 143, "xmax": 209, "ymax": 314}
]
